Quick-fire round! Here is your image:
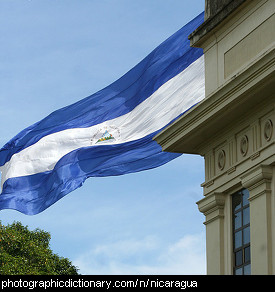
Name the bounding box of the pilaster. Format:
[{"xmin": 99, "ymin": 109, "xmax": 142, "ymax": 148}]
[
  {"xmin": 241, "ymin": 165, "xmax": 273, "ymax": 274},
  {"xmin": 197, "ymin": 193, "xmax": 226, "ymax": 274}
]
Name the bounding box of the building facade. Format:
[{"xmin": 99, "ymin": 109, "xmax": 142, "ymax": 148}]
[{"xmin": 154, "ymin": 0, "xmax": 275, "ymax": 274}]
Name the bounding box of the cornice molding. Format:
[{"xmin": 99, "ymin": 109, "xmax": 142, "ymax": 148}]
[{"xmin": 153, "ymin": 47, "xmax": 275, "ymax": 155}]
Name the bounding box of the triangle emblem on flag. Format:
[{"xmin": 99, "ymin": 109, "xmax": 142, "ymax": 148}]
[{"xmin": 96, "ymin": 130, "xmax": 115, "ymax": 144}]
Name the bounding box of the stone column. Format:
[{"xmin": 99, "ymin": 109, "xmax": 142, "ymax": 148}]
[
  {"xmin": 197, "ymin": 192, "xmax": 226, "ymax": 274},
  {"xmin": 241, "ymin": 165, "xmax": 273, "ymax": 274}
]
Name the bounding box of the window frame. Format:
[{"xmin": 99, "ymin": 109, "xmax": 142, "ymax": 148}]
[{"xmin": 232, "ymin": 189, "xmax": 251, "ymax": 275}]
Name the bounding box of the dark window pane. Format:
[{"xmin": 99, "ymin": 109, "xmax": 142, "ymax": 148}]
[
  {"xmin": 234, "ymin": 267, "xmax": 243, "ymax": 275},
  {"xmin": 232, "ymin": 189, "xmax": 250, "ymax": 275},
  {"xmin": 235, "ymin": 249, "xmax": 243, "ymax": 266},
  {"xmin": 243, "ymin": 207, "xmax": 250, "ymax": 226},
  {"xmin": 234, "ymin": 211, "xmax": 242, "ymax": 230},
  {"xmin": 244, "ymin": 246, "xmax": 250, "ymax": 263},
  {"xmin": 233, "ymin": 192, "xmax": 242, "ymax": 212},
  {"xmin": 235, "ymin": 230, "xmax": 242, "ymax": 249},
  {"xmin": 244, "ymin": 264, "xmax": 251, "ymax": 275},
  {"xmin": 243, "ymin": 226, "xmax": 250, "ymax": 245},
  {"xmin": 242, "ymin": 189, "xmax": 249, "ymax": 206}
]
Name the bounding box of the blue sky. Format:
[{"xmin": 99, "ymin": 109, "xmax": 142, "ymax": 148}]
[{"xmin": 0, "ymin": 0, "xmax": 206, "ymax": 274}]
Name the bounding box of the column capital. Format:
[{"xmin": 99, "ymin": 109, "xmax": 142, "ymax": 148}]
[
  {"xmin": 240, "ymin": 165, "xmax": 272, "ymax": 201},
  {"xmin": 197, "ymin": 192, "xmax": 226, "ymax": 224}
]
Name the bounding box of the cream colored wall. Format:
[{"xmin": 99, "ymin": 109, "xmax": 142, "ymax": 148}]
[
  {"xmin": 203, "ymin": 0, "xmax": 274, "ymax": 97},
  {"xmin": 196, "ymin": 0, "xmax": 275, "ymax": 274},
  {"xmin": 154, "ymin": 0, "xmax": 275, "ymax": 275},
  {"xmin": 200, "ymin": 101, "xmax": 275, "ymax": 197},
  {"xmin": 242, "ymin": 165, "xmax": 274, "ymax": 274},
  {"xmin": 198, "ymin": 102, "xmax": 275, "ymax": 274}
]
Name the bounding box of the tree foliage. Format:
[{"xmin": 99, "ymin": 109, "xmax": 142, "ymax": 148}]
[{"xmin": 0, "ymin": 221, "xmax": 79, "ymax": 275}]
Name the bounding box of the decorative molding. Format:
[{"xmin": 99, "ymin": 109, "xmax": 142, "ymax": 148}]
[
  {"xmin": 228, "ymin": 138, "xmax": 236, "ymax": 167},
  {"xmin": 264, "ymin": 119, "xmax": 273, "ymax": 141},
  {"xmin": 227, "ymin": 166, "xmax": 236, "ymax": 174},
  {"xmin": 240, "ymin": 164, "xmax": 273, "ymax": 201},
  {"xmin": 200, "ymin": 107, "xmax": 273, "ymax": 187},
  {"xmin": 250, "ymin": 151, "xmax": 260, "ymax": 160},
  {"xmin": 218, "ymin": 150, "xmax": 226, "ymax": 170},
  {"xmin": 240, "ymin": 135, "xmax": 249, "ymax": 157},
  {"xmin": 153, "ymin": 47, "xmax": 274, "ymax": 155},
  {"xmin": 197, "ymin": 192, "xmax": 226, "ymax": 215},
  {"xmin": 201, "ymin": 180, "xmax": 214, "ymax": 188},
  {"xmin": 251, "ymin": 120, "xmax": 261, "ymax": 152},
  {"xmin": 197, "ymin": 192, "xmax": 226, "ymax": 225}
]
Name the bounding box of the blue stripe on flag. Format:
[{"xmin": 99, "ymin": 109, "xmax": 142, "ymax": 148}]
[{"xmin": 0, "ymin": 134, "xmax": 180, "ymax": 215}]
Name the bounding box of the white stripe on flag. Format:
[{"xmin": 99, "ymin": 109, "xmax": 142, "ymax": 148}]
[{"xmin": 1, "ymin": 56, "xmax": 204, "ymax": 187}]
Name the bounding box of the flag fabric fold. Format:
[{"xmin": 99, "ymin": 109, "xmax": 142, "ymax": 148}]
[{"xmin": 0, "ymin": 12, "xmax": 204, "ymax": 215}]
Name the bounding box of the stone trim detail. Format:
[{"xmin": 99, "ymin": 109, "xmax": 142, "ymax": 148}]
[
  {"xmin": 264, "ymin": 119, "xmax": 273, "ymax": 142},
  {"xmin": 197, "ymin": 192, "xmax": 226, "ymax": 225},
  {"xmin": 218, "ymin": 150, "xmax": 226, "ymax": 170},
  {"xmin": 240, "ymin": 164, "xmax": 272, "ymax": 201},
  {"xmin": 240, "ymin": 135, "xmax": 249, "ymax": 157}
]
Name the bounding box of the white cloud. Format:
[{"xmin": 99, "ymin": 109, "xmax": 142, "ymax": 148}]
[{"xmin": 73, "ymin": 232, "xmax": 206, "ymax": 275}]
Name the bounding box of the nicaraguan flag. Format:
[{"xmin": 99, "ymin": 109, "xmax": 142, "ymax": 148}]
[{"xmin": 0, "ymin": 12, "xmax": 204, "ymax": 215}]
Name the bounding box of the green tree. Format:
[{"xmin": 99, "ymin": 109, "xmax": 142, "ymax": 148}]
[{"xmin": 0, "ymin": 221, "xmax": 79, "ymax": 275}]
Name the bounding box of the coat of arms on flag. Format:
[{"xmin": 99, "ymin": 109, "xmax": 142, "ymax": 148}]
[
  {"xmin": 91, "ymin": 126, "xmax": 121, "ymax": 145},
  {"xmin": 96, "ymin": 130, "xmax": 114, "ymax": 143}
]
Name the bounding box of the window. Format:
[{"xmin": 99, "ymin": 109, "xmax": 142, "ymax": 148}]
[{"xmin": 232, "ymin": 189, "xmax": 251, "ymax": 275}]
